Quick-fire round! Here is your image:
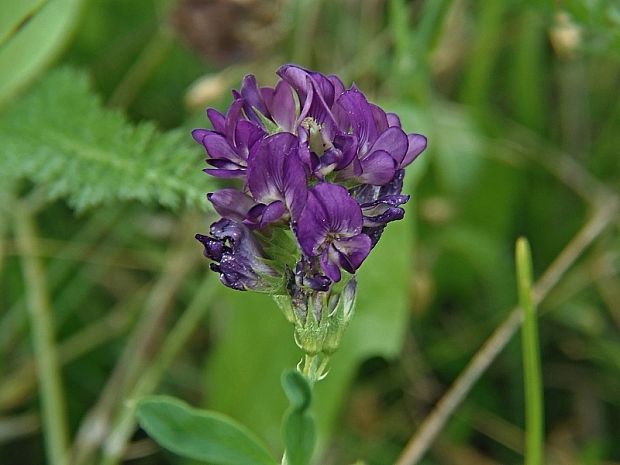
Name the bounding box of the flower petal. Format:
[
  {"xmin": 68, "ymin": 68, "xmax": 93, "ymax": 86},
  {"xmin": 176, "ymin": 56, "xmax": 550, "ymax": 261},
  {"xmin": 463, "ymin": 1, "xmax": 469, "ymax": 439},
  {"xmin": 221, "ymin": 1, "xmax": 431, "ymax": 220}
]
[
  {"xmin": 327, "ymin": 74, "xmax": 346, "ymax": 102},
  {"xmin": 258, "ymin": 200, "xmax": 287, "ymax": 228},
  {"xmin": 207, "ymin": 108, "xmax": 226, "ymax": 133},
  {"xmin": 335, "ymin": 88, "xmax": 378, "ymax": 154},
  {"xmin": 332, "ymin": 234, "xmax": 371, "ymax": 273},
  {"xmin": 202, "ymin": 132, "xmax": 241, "ymax": 162},
  {"xmin": 204, "ymin": 157, "xmax": 247, "ymax": 177},
  {"xmin": 386, "ymin": 112, "xmax": 401, "ymax": 128},
  {"xmin": 277, "ymin": 65, "xmax": 312, "ymax": 99},
  {"xmin": 207, "ymin": 189, "xmax": 256, "ymax": 222},
  {"xmin": 191, "ymin": 128, "xmax": 209, "ymax": 144},
  {"xmin": 233, "ymin": 120, "xmax": 264, "ymax": 157},
  {"xmin": 195, "ymin": 233, "xmax": 226, "ymax": 261},
  {"xmin": 310, "ymin": 183, "xmax": 363, "ymax": 235},
  {"xmin": 296, "ymin": 183, "xmax": 363, "ymax": 257},
  {"xmin": 204, "ymin": 168, "xmax": 246, "ymax": 178},
  {"xmin": 332, "ymin": 134, "xmax": 358, "ymax": 169},
  {"xmin": 320, "ymin": 248, "xmax": 341, "ymax": 282},
  {"xmin": 369, "ymin": 126, "xmax": 408, "ymax": 165},
  {"xmin": 247, "ymin": 133, "xmax": 308, "ymax": 218},
  {"xmin": 240, "ymin": 74, "xmax": 269, "ymax": 123},
  {"xmin": 277, "ymin": 64, "xmax": 335, "ymax": 105},
  {"xmin": 359, "ymin": 150, "xmax": 397, "ymax": 185},
  {"xmin": 270, "ymin": 80, "xmax": 296, "ymax": 132},
  {"xmin": 402, "ymin": 133, "xmax": 427, "ymax": 167},
  {"xmin": 205, "ymin": 158, "xmax": 245, "ymax": 170},
  {"xmin": 371, "ymin": 104, "xmax": 389, "ymax": 133},
  {"xmin": 224, "ymin": 99, "xmax": 244, "ymax": 141}
]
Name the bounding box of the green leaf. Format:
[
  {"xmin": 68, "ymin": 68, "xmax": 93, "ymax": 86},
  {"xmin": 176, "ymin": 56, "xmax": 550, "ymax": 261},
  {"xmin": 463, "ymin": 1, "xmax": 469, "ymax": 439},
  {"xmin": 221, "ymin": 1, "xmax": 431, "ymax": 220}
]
[
  {"xmin": 0, "ymin": 0, "xmax": 85, "ymax": 107},
  {"xmin": 136, "ymin": 395, "xmax": 278, "ymax": 465},
  {"xmin": 0, "ymin": 0, "xmax": 46, "ymax": 47},
  {"xmin": 283, "ymin": 411, "xmax": 315, "ymax": 465},
  {"xmin": 281, "ymin": 370, "xmax": 315, "ymax": 465},
  {"xmin": 281, "ymin": 370, "xmax": 312, "ymax": 411},
  {"xmin": 0, "ymin": 68, "xmax": 209, "ymax": 211}
]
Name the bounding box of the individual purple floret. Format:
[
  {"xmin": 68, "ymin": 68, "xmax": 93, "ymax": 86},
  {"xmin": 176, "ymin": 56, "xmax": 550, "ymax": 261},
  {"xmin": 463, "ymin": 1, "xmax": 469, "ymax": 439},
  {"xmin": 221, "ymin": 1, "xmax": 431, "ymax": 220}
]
[
  {"xmin": 194, "ymin": 64, "xmax": 427, "ymax": 295},
  {"xmin": 351, "ymin": 169, "xmax": 411, "ymax": 246},
  {"xmin": 295, "ymin": 183, "xmax": 371, "ymax": 282},
  {"xmin": 246, "ymin": 132, "xmax": 308, "ymax": 226},
  {"xmin": 233, "ymin": 75, "xmax": 297, "ymax": 133},
  {"xmin": 191, "ymin": 100, "xmax": 265, "ymax": 178},
  {"xmin": 195, "ymin": 219, "xmax": 277, "ymax": 291}
]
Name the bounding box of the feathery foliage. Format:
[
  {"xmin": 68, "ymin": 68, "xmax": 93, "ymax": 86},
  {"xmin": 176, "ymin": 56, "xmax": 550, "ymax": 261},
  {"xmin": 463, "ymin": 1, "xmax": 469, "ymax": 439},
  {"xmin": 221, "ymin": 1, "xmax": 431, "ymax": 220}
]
[{"xmin": 0, "ymin": 68, "xmax": 209, "ymax": 211}]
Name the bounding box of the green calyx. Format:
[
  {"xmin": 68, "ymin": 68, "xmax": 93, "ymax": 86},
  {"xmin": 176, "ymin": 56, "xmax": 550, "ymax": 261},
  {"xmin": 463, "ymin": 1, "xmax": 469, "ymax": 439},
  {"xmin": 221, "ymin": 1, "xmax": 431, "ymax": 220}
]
[{"xmin": 274, "ymin": 277, "xmax": 357, "ymax": 361}]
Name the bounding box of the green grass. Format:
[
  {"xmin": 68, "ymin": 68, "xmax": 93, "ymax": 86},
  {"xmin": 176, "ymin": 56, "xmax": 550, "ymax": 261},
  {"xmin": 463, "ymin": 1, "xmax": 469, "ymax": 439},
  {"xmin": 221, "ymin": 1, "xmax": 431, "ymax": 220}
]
[{"xmin": 516, "ymin": 238, "xmax": 544, "ymax": 465}]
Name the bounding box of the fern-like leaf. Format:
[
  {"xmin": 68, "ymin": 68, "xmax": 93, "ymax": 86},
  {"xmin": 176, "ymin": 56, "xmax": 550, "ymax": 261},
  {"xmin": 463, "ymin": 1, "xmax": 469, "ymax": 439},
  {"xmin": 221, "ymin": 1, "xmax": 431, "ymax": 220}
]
[{"xmin": 0, "ymin": 68, "xmax": 210, "ymax": 211}]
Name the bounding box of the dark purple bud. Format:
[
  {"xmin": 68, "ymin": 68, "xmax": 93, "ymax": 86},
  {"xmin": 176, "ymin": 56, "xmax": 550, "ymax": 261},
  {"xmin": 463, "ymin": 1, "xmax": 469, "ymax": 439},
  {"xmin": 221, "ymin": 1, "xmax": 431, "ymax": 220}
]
[
  {"xmin": 196, "ymin": 234, "xmax": 226, "ymax": 262},
  {"xmin": 195, "ymin": 219, "xmax": 276, "ymax": 291}
]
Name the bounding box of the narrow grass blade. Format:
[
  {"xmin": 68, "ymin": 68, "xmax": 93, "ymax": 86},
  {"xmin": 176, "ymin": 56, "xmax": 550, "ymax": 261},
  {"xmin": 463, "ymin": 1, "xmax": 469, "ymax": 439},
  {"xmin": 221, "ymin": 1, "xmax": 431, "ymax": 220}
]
[
  {"xmin": 516, "ymin": 237, "xmax": 544, "ymax": 465},
  {"xmin": 14, "ymin": 209, "xmax": 69, "ymax": 465}
]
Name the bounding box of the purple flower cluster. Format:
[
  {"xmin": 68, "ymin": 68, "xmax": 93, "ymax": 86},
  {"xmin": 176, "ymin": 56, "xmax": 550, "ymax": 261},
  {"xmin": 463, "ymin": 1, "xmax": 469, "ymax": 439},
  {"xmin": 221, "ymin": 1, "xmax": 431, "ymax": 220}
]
[{"xmin": 194, "ymin": 65, "xmax": 426, "ymax": 293}]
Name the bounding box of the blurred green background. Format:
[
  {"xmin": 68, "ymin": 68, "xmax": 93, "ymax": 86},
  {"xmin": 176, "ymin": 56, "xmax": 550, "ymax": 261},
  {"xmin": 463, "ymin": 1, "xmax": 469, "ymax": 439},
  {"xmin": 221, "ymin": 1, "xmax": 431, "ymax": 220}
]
[{"xmin": 1, "ymin": 0, "xmax": 619, "ymax": 464}]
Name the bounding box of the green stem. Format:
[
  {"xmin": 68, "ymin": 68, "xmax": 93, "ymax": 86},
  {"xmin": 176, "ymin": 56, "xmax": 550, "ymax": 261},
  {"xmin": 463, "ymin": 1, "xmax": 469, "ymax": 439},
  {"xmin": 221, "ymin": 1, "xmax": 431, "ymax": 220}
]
[
  {"xmin": 14, "ymin": 209, "xmax": 69, "ymax": 465},
  {"xmin": 300, "ymin": 353, "xmax": 329, "ymax": 385},
  {"xmin": 516, "ymin": 238, "xmax": 544, "ymax": 465}
]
